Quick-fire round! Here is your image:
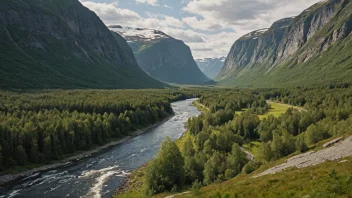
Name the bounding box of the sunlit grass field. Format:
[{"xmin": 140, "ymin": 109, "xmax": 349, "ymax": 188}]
[
  {"xmin": 258, "ymin": 102, "xmax": 291, "ymax": 120},
  {"xmin": 235, "ymin": 102, "xmax": 302, "ymax": 120}
]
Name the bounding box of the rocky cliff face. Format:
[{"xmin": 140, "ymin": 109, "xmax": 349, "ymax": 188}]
[
  {"xmin": 218, "ymin": 18, "xmax": 293, "ymax": 80},
  {"xmin": 218, "ymin": 0, "xmax": 352, "ymax": 87},
  {"xmin": 0, "ymin": 0, "xmax": 165, "ymax": 89},
  {"xmin": 277, "ymin": 0, "xmax": 346, "ymax": 62},
  {"xmin": 110, "ymin": 26, "xmax": 210, "ymax": 85},
  {"xmin": 196, "ymin": 57, "xmax": 225, "ymax": 79}
]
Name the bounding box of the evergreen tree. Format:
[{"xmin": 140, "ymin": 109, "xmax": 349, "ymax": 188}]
[{"xmin": 15, "ymin": 145, "xmax": 27, "ymax": 166}]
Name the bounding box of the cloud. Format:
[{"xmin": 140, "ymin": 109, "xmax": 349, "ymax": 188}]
[
  {"xmin": 81, "ymin": 1, "xmax": 182, "ymax": 29},
  {"xmin": 163, "ymin": 4, "xmax": 173, "ymax": 9},
  {"xmin": 80, "ymin": 1, "xmax": 141, "ymax": 25},
  {"xmin": 182, "ymin": 0, "xmax": 321, "ymax": 31},
  {"xmin": 182, "ymin": 17, "xmax": 223, "ymax": 31},
  {"xmin": 179, "ymin": 0, "xmax": 322, "ymax": 58},
  {"xmin": 136, "ymin": 0, "xmax": 159, "ymax": 6},
  {"xmin": 161, "ymin": 28, "xmax": 206, "ymax": 43},
  {"xmin": 81, "ymin": 0, "xmax": 323, "ymax": 59}
]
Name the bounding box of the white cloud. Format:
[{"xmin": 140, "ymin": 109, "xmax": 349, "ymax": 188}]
[
  {"xmin": 180, "ymin": 0, "xmax": 322, "ymax": 58},
  {"xmin": 182, "ymin": 17, "xmax": 224, "ymax": 31},
  {"xmin": 182, "ymin": 0, "xmax": 322, "ymax": 31},
  {"xmin": 163, "ymin": 4, "xmax": 173, "ymax": 9},
  {"xmin": 81, "ymin": 0, "xmax": 323, "ymax": 59},
  {"xmin": 136, "ymin": 0, "xmax": 159, "ymax": 6},
  {"xmin": 80, "ymin": 1, "xmax": 141, "ymax": 25},
  {"xmin": 81, "ymin": 1, "xmax": 182, "ymax": 29}
]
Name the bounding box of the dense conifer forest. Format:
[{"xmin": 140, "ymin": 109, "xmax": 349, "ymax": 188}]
[{"xmin": 0, "ymin": 89, "xmax": 201, "ymax": 171}]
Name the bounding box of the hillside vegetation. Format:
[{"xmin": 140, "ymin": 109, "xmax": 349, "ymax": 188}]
[
  {"xmin": 109, "ymin": 26, "xmax": 210, "ymax": 85},
  {"xmin": 0, "ymin": 0, "xmax": 166, "ymax": 89},
  {"xmin": 218, "ymin": 0, "xmax": 352, "ymax": 88},
  {"xmin": 116, "ymin": 87, "xmax": 352, "ymax": 197}
]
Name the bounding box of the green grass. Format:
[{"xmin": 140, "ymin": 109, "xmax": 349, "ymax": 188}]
[
  {"xmin": 113, "ymin": 166, "xmax": 147, "ymax": 198},
  {"xmin": 176, "ymin": 132, "xmax": 195, "ymax": 153},
  {"xmin": 242, "ymin": 141, "xmax": 261, "ymax": 159},
  {"xmin": 192, "ymin": 101, "xmax": 209, "ymax": 112},
  {"xmin": 235, "ymin": 102, "xmax": 295, "ymax": 120},
  {"xmin": 235, "ymin": 108, "xmax": 248, "ymax": 115},
  {"xmin": 258, "ymin": 103, "xmax": 291, "ymax": 120},
  {"xmin": 174, "ymin": 156, "xmax": 352, "ymax": 198}
]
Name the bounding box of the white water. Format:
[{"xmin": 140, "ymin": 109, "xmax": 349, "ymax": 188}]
[{"xmin": 0, "ymin": 99, "xmax": 200, "ymax": 198}]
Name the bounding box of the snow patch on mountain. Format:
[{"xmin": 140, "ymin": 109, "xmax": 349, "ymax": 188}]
[{"xmin": 109, "ymin": 25, "xmax": 170, "ymax": 42}]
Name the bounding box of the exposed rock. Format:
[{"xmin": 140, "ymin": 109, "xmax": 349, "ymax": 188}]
[
  {"xmin": 217, "ymin": 18, "xmax": 293, "ymax": 79},
  {"xmin": 217, "ymin": 0, "xmax": 352, "ymax": 87},
  {"xmin": 254, "ymin": 136, "xmax": 352, "ymax": 178},
  {"xmin": 110, "ymin": 26, "xmax": 210, "ymax": 85},
  {"xmin": 196, "ymin": 57, "xmax": 225, "ymax": 79},
  {"xmin": 0, "ymin": 0, "xmax": 165, "ymax": 89}
]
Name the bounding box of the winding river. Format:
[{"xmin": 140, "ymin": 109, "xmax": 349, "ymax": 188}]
[{"xmin": 0, "ymin": 99, "xmax": 200, "ymax": 198}]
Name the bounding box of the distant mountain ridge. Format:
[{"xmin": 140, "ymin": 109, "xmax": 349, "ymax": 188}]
[
  {"xmin": 196, "ymin": 57, "xmax": 225, "ymax": 79},
  {"xmin": 110, "ymin": 25, "xmax": 211, "ymax": 85},
  {"xmin": 0, "ymin": 0, "xmax": 166, "ymax": 89},
  {"xmin": 217, "ymin": 0, "xmax": 352, "ymax": 87}
]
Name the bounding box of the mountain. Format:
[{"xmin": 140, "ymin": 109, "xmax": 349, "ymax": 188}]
[
  {"xmin": 0, "ymin": 0, "xmax": 166, "ymax": 89},
  {"xmin": 217, "ymin": 0, "xmax": 352, "ymax": 87},
  {"xmin": 196, "ymin": 57, "xmax": 226, "ymax": 79},
  {"xmin": 109, "ymin": 26, "xmax": 211, "ymax": 85}
]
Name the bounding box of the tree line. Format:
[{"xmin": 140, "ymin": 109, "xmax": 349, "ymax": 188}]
[
  {"xmin": 0, "ymin": 89, "xmax": 202, "ymax": 171},
  {"xmin": 144, "ymin": 87, "xmax": 352, "ymax": 195}
]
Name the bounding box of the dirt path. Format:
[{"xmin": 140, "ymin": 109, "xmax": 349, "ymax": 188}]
[
  {"xmin": 164, "ymin": 191, "xmax": 190, "ymax": 198},
  {"xmin": 254, "ymin": 136, "xmax": 352, "ymax": 178}
]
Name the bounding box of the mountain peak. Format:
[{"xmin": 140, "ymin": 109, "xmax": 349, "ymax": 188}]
[
  {"xmin": 109, "ymin": 25, "xmax": 171, "ymax": 42},
  {"xmin": 112, "ymin": 25, "xmax": 210, "ymax": 85},
  {"xmin": 240, "ymin": 28, "xmax": 269, "ymax": 40}
]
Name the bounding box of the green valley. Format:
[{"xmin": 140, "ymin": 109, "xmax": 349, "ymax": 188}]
[
  {"xmin": 1, "ymin": 0, "xmax": 352, "ymax": 197},
  {"xmin": 115, "ymin": 87, "xmax": 352, "ymax": 198}
]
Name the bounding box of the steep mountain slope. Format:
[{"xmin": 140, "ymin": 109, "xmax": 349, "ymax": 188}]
[
  {"xmin": 196, "ymin": 57, "xmax": 225, "ymax": 79},
  {"xmin": 110, "ymin": 26, "xmax": 210, "ymax": 85},
  {"xmin": 218, "ymin": 0, "xmax": 352, "ymax": 87},
  {"xmin": 0, "ymin": 0, "xmax": 166, "ymax": 89}
]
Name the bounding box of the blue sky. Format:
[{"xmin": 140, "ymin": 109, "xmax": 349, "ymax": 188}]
[{"xmin": 81, "ymin": 0, "xmax": 322, "ymax": 59}]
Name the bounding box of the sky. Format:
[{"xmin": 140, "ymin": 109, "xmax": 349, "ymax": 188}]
[{"xmin": 80, "ymin": 0, "xmax": 322, "ymax": 59}]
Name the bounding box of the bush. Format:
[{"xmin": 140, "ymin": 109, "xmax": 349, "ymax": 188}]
[
  {"xmin": 242, "ymin": 161, "xmax": 260, "ymax": 174},
  {"xmin": 191, "ymin": 180, "xmax": 202, "ymax": 197}
]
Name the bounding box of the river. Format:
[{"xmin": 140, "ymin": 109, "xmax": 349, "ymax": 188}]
[{"xmin": 0, "ymin": 99, "xmax": 201, "ymax": 198}]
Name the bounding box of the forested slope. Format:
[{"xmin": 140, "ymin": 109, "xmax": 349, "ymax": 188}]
[
  {"xmin": 116, "ymin": 87, "xmax": 352, "ymax": 197},
  {"xmin": 0, "ymin": 0, "xmax": 166, "ymax": 89},
  {"xmin": 0, "ymin": 89, "xmax": 200, "ymax": 171}
]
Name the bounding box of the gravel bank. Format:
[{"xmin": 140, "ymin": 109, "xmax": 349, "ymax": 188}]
[{"xmin": 254, "ymin": 136, "xmax": 352, "ymax": 178}]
